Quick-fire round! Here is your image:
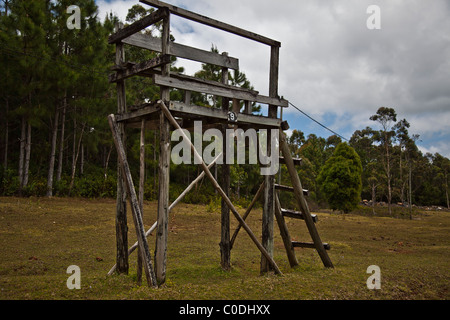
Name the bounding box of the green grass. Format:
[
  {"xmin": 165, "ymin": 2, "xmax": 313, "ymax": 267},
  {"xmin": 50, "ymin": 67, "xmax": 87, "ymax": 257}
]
[{"xmin": 0, "ymin": 196, "xmax": 448, "ymax": 300}]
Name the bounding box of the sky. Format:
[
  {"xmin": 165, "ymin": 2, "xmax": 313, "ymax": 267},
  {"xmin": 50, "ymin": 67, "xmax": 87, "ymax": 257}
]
[{"xmin": 96, "ymin": 0, "xmax": 450, "ymax": 158}]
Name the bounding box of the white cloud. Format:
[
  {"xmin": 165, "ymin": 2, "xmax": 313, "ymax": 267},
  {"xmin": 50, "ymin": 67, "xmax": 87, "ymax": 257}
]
[{"xmin": 97, "ymin": 0, "xmax": 450, "ymax": 157}]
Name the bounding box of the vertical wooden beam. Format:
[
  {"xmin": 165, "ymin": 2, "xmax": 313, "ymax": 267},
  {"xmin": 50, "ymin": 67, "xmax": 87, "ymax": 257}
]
[
  {"xmin": 220, "ymin": 52, "xmax": 231, "ymax": 271},
  {"xmin": 108, "ymin": 114, "xmax": 158, "ymax": 287},
  {"xmin": 114, "ymin": 28, "xmax": 129, "ymax": 274},
  {"xmin": 137, "ymin": 119, "xmax": 146, "ymax": 285},
  {"xmin": 261, "ymin": 45, "xmax": 279, "ymax": 273},
  {"xmin": 274, "ymin": 194, "xmax": 298, "ymax": 268},
  {"xmin": 155, "ymin": 13, "xmax": 171, "ymax": 285}
]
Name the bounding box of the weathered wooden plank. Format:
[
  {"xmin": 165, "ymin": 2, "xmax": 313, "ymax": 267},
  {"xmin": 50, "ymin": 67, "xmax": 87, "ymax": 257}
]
[
  {"xmin": 168, "ymin": 101, "xmax": 281, "ymax": 128},
  {"xmin": 115, "ymin": 104, "xmax": 160, "ymax": 123},
  {"xmin": 114, "ymin": 40, "xmax": 129, "ymax": 275},
  {"xmin": 279, "ymin": 131, "xmax": 334, "ymax": 268},
  {"xmin": 108, "ymin": 114, "xmax": 158, "ymax": 287},
  {"xmin": 280, "ymin": 208, "xmax": 318, "ymax": 223},
  {"xmin": 274, "ymin": 194, "xmax": 298, "ymax": 268},
  {"xmin": 275, "ymin": 183, "xmax": 309, "ymax": 196},
  {"xmin": 108, "ymin": 8, "xmax": 168, "ymax": 44},
  {"xmin": 279, "ymin": 156, "xmax": 302, "ymax": 166},
  {"xmin": 155, "ymin": 14, "xmax": 171, "ymax": 286},
  {"xmin": 137, "ymin": 119, "xmax": 146, "ymax": 286},
  {"xmin": 122, "ymin": 32, "xmax": 239, "ymax": 70},
  {"xmin": 158, "ymin": 100, "xmax": 282, "ymax": 275},
  {"xmin": 292, "ymin": 242, "xmax": 330, "ymax": 250},
  {"xmin": 154, "ymin": 75, "xmax": 288, "ymax": 107},
  {"xmin": 139, "ymin": 0, "xmax": 281, "ymax": 47},
  {"xmin": 109, "ymin": 55, "xmax": 171, "ymax": 83}
]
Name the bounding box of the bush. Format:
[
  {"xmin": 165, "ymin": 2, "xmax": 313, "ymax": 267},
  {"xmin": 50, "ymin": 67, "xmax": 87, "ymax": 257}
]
[{"xmin": 317, "ymin": 143, "xmax": 362, "ymax": 213}]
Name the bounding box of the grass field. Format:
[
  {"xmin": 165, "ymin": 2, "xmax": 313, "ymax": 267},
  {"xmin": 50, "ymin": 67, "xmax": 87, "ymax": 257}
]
[{"xmin": 0, "ymin": 196, "xmax": 448, "ymax": 300}]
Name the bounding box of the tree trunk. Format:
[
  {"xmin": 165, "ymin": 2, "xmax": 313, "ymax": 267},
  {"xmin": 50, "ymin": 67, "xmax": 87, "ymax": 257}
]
[
  {"xmin": 104, "ymin": 145, "xmax": 113, "ymax": 180},
  {"xmin": 23, "ymin": 121, "xmax": 31, "ymax": 188},
  {"xmin": 18, "ymin": 116, "xmax": 26, "ymax": 192},
  {"xmin": 68, "ymin": 123, "xmax": 85, "ymax": 195},
  {"xmin": 3, "ymin": 99, "xmax": 9, "ymax": 175},
  {"xmin": 46, "ymin": 105, "xmax": 59, "ymax": 196},
  {"xmin": 56, "ymin": 95, "xmax": 66, "ymax": 182}
]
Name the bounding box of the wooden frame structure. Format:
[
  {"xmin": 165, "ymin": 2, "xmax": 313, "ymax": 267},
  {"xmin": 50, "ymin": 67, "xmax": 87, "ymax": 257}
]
[{"xmin": 107, "ymin": 0, "xmax": 332, "ymax": 287}]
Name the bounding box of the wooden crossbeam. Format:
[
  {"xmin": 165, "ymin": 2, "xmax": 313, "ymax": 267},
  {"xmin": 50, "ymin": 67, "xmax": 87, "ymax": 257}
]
[
  {"xmin": 292, "ymin": 242, "xmax": 330, "ymax": 250},
  {"xmin": 281, "ymin": 208, "xmax": 318, "ymax": 223},
  {"xmin": 122, "ymin": 32, "xmax": 239, "ymax": 70},
  {"xmin": 140, "ymin": 0, "xmax": 281, "ymax": 47},
  {"xmin": 158, "ymin": 100, "xmax": 282, "ymax": 275},
  {"xmin": 275, "ymin": 183, "xmax": 308, "ymax": 196},
  {"xmin": 108, "ymin": 8, "xmax": 168, "ymax": 44},
  {"xmin": 154, "ymin": 74, "xmax": 289, "ymax": 107},
  {"xmin": 109, "ymin": 55, "xmax": 171, "ymax": 82}
]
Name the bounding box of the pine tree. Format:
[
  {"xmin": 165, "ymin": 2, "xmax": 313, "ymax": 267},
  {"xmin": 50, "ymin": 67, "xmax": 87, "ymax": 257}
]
[{"xmin": 317, "ymin": 143, "xmax": 362, "ymax": 213}]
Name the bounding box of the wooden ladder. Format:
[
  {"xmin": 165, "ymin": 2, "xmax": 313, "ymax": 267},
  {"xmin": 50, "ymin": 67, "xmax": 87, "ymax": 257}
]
[{"xmin": 276, "ymin": 130, "xmax": 334, "ymax": 268}]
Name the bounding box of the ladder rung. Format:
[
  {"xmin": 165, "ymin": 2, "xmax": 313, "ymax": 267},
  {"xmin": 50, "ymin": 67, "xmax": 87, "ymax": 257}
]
[
  {"xmin": 292, "ymin": 241, "xmax": 330, "ymax": 250},
  {"xmin": 275, "ymin": 184, "xmax": 308, "ymax": 196},
  {"xmin": 279, "ymin": 156, "xmax": 302, "ymax": 166},
  {"xmin": 281, "ymin": 208, "xmax": 318, "ymax": 223}
]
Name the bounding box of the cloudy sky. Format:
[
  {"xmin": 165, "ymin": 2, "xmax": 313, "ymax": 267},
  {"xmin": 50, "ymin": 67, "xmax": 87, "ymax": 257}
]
[{"xmin": 97, "ymin": 0, "xmax": 450, "ymax": 158}]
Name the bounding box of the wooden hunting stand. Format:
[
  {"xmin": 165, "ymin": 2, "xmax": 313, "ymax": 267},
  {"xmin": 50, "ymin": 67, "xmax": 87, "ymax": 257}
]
[{"xmin": 107, "ymin": 0, "xmax": 333, "ymax": 287}]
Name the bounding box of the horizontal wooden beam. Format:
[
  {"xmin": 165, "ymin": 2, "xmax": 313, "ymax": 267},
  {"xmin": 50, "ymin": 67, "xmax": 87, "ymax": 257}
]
[
  {"xmin": 280, "ymin": 208, "xmax": 318, "ymax": 223},
  {"xmin": 108, "ymin": 8, "xmax": 168, "ymax": 44},
  {"xmin": 292, "ymin": 242, "xmax": 330, "ymax": 250},
  {"xmin": 154, "ymin": 74, "xmax": 288, "ymax": 107},
  {"xmin": 279, "ymin": 156, "xmax": 302, "ymax": 166},
  {"xmin": 109, "ymin": 55, "xmax": 171, "ymax": 82},
  {"xmin": 122, "ymin": 32, "xmax": 239, "ymax": 70},
  {"xmin": 140, "ymin": 0, "xmax": 281, "ymax": 47},
  {"xmin": 169, "ymin": 101, "xmax": 281, "ymax": 128},
  {"xmin": 275, "ymin": 184, "xmax": 308, "ymax": 196}
]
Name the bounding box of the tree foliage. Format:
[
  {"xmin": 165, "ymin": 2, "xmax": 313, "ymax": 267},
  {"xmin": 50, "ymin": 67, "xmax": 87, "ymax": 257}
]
[{"xmin": 317, "ymin": 143, "xmax": 362, "ymax": 213}]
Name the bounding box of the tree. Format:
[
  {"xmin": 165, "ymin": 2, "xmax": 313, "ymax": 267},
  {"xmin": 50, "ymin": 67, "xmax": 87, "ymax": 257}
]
[
  {"xmin": 317, "ymin": 143, "xmax": 362, "ymax": 213},
  {"xmin": 370, "ymin": 107, "xmax": 397, "ymax": 215}
]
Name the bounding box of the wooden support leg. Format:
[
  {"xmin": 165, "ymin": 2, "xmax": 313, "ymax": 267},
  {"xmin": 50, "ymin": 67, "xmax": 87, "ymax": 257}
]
[
  {"xmin": 220, "ymin": 125, "xmax": 231, "ymax": 271},
  {"xmin": 261, "ymin": 132, "xmax": 275, "ymax": 273},
  {"xmin": 137, "ymin": 119, "xmax": 146, "ymax": 286},
  {"xmin": 108, "ymin": 114, "xmax": 158, "ymax": 287},
  {"xmin": 158, "ymin": 100, "xmax": 282, "ymax": 275},
  {"xmin": 274, "ymin": 194, "xmax": 298, "ymax": 268},
  {"xmin": 155, "ymin": 110, "xmax": 170, "ymax": 285}
]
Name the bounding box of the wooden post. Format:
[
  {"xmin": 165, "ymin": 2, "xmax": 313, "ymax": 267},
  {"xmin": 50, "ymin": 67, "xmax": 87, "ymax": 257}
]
[
  {"xmin": 114, "ymin": 28, "xmax": 129, "ymax": 274},
  {"xmin": 220, "ymin": 53, "xmax": 231, "ymax": 271},
  {"xmin": 158, "ymin": 100, "xmax": 282, "ymax": 275},
  {"xmin": 279, "ymin": 131, "xmax": 334, "ymax": 268},
  {"xmin": 261, "ymin": 45, "xmax": 279, "ymax": 273},
  {"xmin": 155, "ymin": 13, "xmax": 171, "ymax": 285},
  {"xmin": 108, "ymin": 114, "xmax": 158, "ymax": 287},
  {"xmin": 274, "ymin": 194, "xmax": 298, "ymax": 268},
  {"xmin": 137, "ymin": 119, "xmax": 145, "ymax": 285}
]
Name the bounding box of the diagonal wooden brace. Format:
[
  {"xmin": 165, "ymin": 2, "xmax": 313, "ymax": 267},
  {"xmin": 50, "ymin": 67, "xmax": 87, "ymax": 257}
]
[
  {"xmin": 108, "ymin": 114, "xmax": 158, "ymax": 287},
  {"xmin": 157, "ymin": 100, "xmax": 282, "ymax": 275}
]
